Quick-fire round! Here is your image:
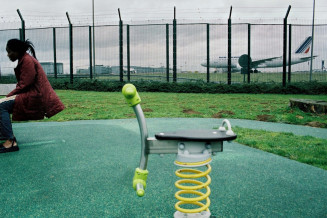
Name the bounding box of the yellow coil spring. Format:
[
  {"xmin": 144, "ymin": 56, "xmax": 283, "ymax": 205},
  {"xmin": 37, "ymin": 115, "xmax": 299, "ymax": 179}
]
[{"xmin": 174, "ymin": 164, "xmax": 212, "ymax": 214}]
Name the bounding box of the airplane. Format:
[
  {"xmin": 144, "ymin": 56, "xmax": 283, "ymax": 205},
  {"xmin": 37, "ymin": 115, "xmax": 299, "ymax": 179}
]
[
  {"xmin": 123, "ymin": 67, "xmax": 137, "ymax": 74},
  {"xmin": 201, "ymin": 36, "xmax": 316, "ymax": 73}
]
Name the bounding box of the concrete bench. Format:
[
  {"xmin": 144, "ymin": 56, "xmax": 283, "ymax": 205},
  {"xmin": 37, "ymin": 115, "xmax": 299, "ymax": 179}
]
[{"xmin": 290, "ymin": 98, "xmax": 327, "ymax": 114}]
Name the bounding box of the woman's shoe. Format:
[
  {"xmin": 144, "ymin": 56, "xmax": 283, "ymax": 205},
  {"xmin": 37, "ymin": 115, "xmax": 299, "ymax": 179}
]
[{"xmin": 0, "ymin": 138, "xmax": 19, "ymax": 153}]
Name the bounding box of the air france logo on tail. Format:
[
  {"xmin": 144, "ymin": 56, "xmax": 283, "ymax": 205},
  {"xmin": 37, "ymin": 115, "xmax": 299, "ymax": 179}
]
[{"xmin": 295, "ymin": 36, "xmax": 312, "ymax": 54}]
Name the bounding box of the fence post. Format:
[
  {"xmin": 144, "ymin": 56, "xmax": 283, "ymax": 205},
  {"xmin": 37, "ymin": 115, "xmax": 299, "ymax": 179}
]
[
  {"xmin": 118, "ymin": 9, "xmax": 124, "ymax": 82},
  {"xmin": 17, "ymin": 9, "xmax": 25, "ymax": 41},
  {"xmin": 310, "ymin": 0, "xmax": 316, "ymax": 82},
  {"xmin": 173, "ymin": 7, "xmax": 177, "ymax": 82},
  {"xmin": 53, "ymin": 28, "xmax": 57, "ymax": 79},
  {"xmin": 166, "ymin": 24, "xmax": 170, "ymax": 82},
  {"xmin": 66, "ymin": 12, "xmax": 73, "ymax": 84},
  {"xmin": 283, "ymin": 5, "xmax": 291, "ymax": 87},
  {"xmin": 206, "ymin": 23, "xmax": 210, "ymax": 83},
  {"xmin": 288, "ymin": 24, "xmax": 292, "ymax": 83},
  {"xmin": 89, "ymin": 26, "xmax": 93, "ymax": 79},
  {"xmin": 127, "ymin": 24, "xmax": 131, "ymax": 82},
  {"xmin": 227, "ymin": 6, "xmax": 232, "ymax": 85},
  {"xmin": 92, "ymin": 0, "xmax": 96, "ymax": 77},
  {"xmin": 247, "ymin": 23, "xmax": 251, "ymax": 83}
]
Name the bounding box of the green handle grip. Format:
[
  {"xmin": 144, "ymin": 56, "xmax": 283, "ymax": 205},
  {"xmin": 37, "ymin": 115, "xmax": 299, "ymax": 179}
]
[
  {"xmin": 122, "ymin": 84, "xmax": 141, "ymax": 107},
  {"xmin": 133, "ymin": 168, "xmax": 148, "ymax": 197}
]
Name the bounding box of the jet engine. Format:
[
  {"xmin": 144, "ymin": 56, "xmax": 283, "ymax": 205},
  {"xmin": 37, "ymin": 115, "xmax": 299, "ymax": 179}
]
[{"xmin": 238, "ymin": 54, "xmax": 252, "ymax": 69}]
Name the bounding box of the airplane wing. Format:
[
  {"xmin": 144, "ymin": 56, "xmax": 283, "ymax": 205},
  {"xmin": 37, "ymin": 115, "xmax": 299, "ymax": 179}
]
[
  {"xmin": 251, "ymin": 56, "xmax": 281, "ymax": 68},
  {"xmin": 299, "ymin": 55, "xmax": 317, "ymax": 62}
]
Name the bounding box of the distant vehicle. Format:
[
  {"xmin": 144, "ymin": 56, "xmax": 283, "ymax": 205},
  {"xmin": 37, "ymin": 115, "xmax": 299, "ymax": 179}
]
[
  {"xmin": 201, "ymin": 36, "xmax": 316, "ymax": 73},
  {"xmin": 123, "ymin": 67, "xmax": 137, "ymax": 74}
]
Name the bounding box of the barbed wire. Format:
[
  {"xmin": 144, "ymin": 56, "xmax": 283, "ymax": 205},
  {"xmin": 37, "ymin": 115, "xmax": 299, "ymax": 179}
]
[{"xmin": 0, "ymin": 6, "xmax": 326, "ymax": 29}]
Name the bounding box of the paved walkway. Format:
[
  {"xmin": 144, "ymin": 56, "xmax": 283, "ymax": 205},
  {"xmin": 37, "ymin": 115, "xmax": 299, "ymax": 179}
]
[{"xmin": 0, "ymin": 118, "xmax": 326, "ymax": 217}]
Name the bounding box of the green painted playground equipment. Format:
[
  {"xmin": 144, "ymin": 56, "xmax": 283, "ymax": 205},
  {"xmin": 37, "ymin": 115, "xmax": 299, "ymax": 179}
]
[{"xmin": 122, "ymin": 84, "xmax": 237, "ymax": 218}]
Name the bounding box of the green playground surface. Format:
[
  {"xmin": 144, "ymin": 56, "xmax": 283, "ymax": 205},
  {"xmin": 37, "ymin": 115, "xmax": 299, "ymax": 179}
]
[{"xmin": 1, "ymin": 118, "xmax": 326, "ymax": 217}]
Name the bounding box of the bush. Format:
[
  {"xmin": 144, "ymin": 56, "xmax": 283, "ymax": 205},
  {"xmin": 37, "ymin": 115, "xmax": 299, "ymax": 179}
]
[
  {"xmin": 2, "ymin": 76, "xmax": 326, "ymax": 94},
  {"xmin": 0, "ymin": 76, "xmax": 17, "ymax": 84}
]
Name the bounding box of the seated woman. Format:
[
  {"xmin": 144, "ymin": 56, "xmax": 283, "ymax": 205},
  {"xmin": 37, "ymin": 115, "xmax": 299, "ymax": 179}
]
[{"xmin": 0, "ymin": 39, "xmax": 65, "ymax": 153}]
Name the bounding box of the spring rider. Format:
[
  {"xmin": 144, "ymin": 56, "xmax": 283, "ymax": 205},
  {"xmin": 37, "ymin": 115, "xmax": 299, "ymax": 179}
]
[{"xmin": 122, "ymin": 84, "xmax": 237, "ymax": 218}]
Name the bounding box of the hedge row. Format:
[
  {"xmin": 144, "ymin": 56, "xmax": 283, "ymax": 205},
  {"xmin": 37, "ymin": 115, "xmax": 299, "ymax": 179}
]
[
  {"xmin": 48, "ymin": 78, "xmax": 327, "ymax": 95},
  {"xmin": 2, "ymin": 76, "xmax": 326, "ymax": 94}
]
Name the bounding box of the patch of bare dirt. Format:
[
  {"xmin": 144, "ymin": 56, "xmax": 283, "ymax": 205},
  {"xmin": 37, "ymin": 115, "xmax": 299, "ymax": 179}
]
[
  {"xmin": 306, "ymin": 121, "xmax": 325, "ymax": 128},
  {"xmin": 143, "ymin": 108, "xmax": 153, "ymax": 112},
  {"xmin": 256, "ymin": 114, "xmax": 275, "ymax": 121},
  {"xmin": 182, "ymin": 109, "xmax": 202, "ymax": 115},
  {"xmin": 126, "ymin": 113, "xmax": 135, "ymax": 117},
  {"xmin": 211, "ymin": 110, "xmax": 235, "ymax": 118},
  {"xmin": 212, "ymin": 113, "xmax": 223, "ymax": 118},
  {"xmin": 219, "ymin": 110, "xmax": 235, "ymax": 115}
]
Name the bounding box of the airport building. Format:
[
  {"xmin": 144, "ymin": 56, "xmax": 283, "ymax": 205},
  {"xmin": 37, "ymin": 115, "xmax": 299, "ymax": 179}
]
[
  {"xmin": 40, "ymin": 62, "xmax": 64, "ymax": 75},
  {"xmin": 76, "ymin": 65, "xmax": 167, "ymax": 75},
  {"xmin": 77, "ymin": 65, "xmax": 112, "ymax": 74}
]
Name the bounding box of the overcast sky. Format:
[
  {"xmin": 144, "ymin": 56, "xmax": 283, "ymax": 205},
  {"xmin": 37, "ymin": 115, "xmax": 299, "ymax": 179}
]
[{"xmin": 1, "ymin": 0, "xmax": 327, "ymax": 27}]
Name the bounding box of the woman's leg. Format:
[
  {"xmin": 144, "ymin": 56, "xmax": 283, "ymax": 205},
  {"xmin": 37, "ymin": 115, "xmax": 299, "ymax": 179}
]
[
  {"xmin": 0, "ymin": 98, "xmax": 16, "ymax": 149},
  {"xmin": 0, "ymin": 112, "xmax": 6, "ymax": 140}
]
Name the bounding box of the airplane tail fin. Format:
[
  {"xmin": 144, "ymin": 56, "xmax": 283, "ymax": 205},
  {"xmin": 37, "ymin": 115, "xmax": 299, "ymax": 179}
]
[{"xmin": 295, "ymin": 36, "xmax": 312, "ymax": 54}]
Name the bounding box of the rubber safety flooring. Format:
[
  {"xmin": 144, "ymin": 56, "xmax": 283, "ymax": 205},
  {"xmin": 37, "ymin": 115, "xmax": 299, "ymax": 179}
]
[{"xmin": 0, "ymin": 118, "xmax": 326, "ymax": 217}]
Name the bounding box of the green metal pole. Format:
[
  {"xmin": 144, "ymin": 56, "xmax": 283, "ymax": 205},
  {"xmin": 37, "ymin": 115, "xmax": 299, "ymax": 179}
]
[
  {"xmin": 206, "ymin": 23, "xmax": 210, "ymax": 83},
  {"xmin": 227, "ymin": 6, "xmax": 232, "ymax": 85},
  {"xmin": 89, "ymin": 26, "xmax": 93, "ymax": 79},
  {"xmin": 118, "ymin": 8, "xmax": 124, "ymax": 82},
  {"xmin": 247, "ymin": 24, "xmax": 251, "ymax": 83},
  {"xmin": 118, "ymin": 9, "xmax": 123, "ymax": 82},
  {"xmin": 310, "ymin": 0, "xmax": 316, "ymax": 82},
  {"xmin": 92, "ymin": 0, "xmax": 96, "ymax": 77},
  {"xmin": 66, "ymin": 12, "xmax": 73, "ymax": 84},
  {"xmin": 127, "ymin": 25, "xmax": 131, "ymax": 82},
  {"xmin": 283, "ymin": 5, "xmax": 291, "ymax": 87},
  {"xmin": 17, "ymin": 9, "xmax": 25, "ymax": 41},
  {"xmin": 166, "ymin": 24, "xmax": 169, "ymax": 82},
  {"xmin": 53, "ymin": 28, "xmax": 57, "ymax": 79},
  {"xmin": 173, "ymin": 7, "xmax": 177, "ymax": 82},
  {"xmin": 288, "ymin": 24, "xmax": 292, "ymax": 83}
]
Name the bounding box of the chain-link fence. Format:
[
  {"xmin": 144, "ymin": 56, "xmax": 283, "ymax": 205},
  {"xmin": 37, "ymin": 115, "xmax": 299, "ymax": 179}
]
[{"xmin": 0, "ymin": 20, "xmax": 326, "ymax": 84}]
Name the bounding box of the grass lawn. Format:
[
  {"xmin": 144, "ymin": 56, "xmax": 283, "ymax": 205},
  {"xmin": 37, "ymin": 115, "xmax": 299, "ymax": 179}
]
[
  {"xmin": 50, "ymin": 90, "xmax": 327, "ymax": 128},
  {"xmin": 234, "ymin": 127, "xmax": 327, "ymax": 170}
]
